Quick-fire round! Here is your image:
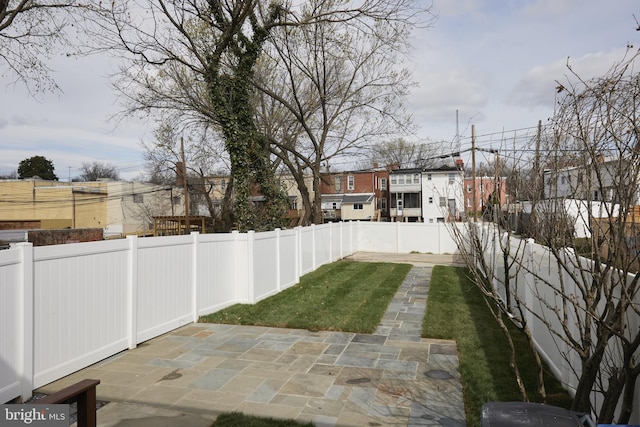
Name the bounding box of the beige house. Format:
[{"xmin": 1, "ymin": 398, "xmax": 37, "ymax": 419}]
[
  {"xmin": 0, "ymin": 179, "xmax": 185, "ymax": 237},
  {"xmin": 0, "ymin": 179, "xmax": 108, "ymax": 230}
]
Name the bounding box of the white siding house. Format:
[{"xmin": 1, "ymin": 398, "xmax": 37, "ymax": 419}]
[{"xmin": 421, "ymin": 166, "xmax": 464, "ymax": 223}]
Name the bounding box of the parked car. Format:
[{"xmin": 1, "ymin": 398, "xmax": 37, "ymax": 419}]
[{"xmin": 481, "ymin": 402, "xmax": 595, "ymax": 427}]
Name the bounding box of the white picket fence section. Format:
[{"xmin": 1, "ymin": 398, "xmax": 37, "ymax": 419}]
[
  {"xmin": 473, "ymin": 222, "xmax": 640, "ymax": 424},
  {"xmin": 0, "ymin": 221, "xmax": 454, "ymax": 403}
]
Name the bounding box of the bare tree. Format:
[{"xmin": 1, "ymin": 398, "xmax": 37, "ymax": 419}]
[
  {"xmin": 77, "ymin": 161, "xmax": 120, "ymax": 181},
  {"xmin": 143, "ymin": 123, "xmax": 229, "ymax": 230},
  {"xmin": 452, "ymin": 48, "xmax": 640, "ymax": 424},
  {"xmin": 369, "ymin": 138, "xmax": 453, "ymax": 170},
  {"xmin": 0, "ymin": 0, "xmax": 87, "ymax": 93},
  {"xmin": 254, "ymin": 0, "xmax": 429, "ymax": 224},
  {"xmin": 0, "ymin": 170, "xmax": 18, "ymax": 179},
  {"xmin": 86, "ymin": 0, "xmax": 428, "ymax": 230}
]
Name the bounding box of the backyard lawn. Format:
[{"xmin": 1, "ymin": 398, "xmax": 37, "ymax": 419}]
[
  {"xmin": 200, "ymin": 260, "xmax": 412, "ymax": 333},
  {"xmin": 201, "ymin": 260, "xmax": 572, "ymax": 427},
  {"xmin": 423, "ymin": 265, "xmax": 573, "ymax": 427}
]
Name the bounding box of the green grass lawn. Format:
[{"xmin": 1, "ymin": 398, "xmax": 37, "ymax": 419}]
[
  {"xmin": 200, "ymin": 260, "xmax": 412, "ymax": 333},
  {"xmin": 200, "ymin": 260, "xmax": 572, "ymax": 427},
  {"xmin": 423, "ymin": 265, "xmax": 572, "ymax": 427}
]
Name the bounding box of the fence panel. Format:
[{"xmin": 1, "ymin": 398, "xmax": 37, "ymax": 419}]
[
  {"xmin": 279, "ymin": 229, "xmax": 299, "ymax": 290},
  {"xmin": 330, "ymin": 223, "xmax": 343, "ymax": 261},
  {"xmin": 32, "ymin": 240, "xmax": 130, "ymax": 388},
  {"xmin": 299, "ymin": 226, "xmax": 315, "ymax": 275},
  {"xmin": 135, "ymin": 235, "xmax": 193, "ymax": 343},
  {"xmin": 314, "ymin": 224, "xmax": 332, "ymax": 266},
  {"xmin": 0, "ymin": 247, "xmax": 25, "ymax": 402},
  {"xmin": 253, "ymin": 230, "xmax": 279, "ymax": 302},
  {"xmin": 196, "ymin": 233, "xmax": 242, "ymax": 316},
  {"xmin": 356, "ymin": 222, "xmax": 398, "ymax": 253},
  {"xmin": 2, "ymin": 221, "xmax": 462, "ymax": 404}
]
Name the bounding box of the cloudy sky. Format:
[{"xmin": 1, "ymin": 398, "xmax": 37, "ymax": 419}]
[{"xmin": 1, "ymin": 0, "xmax": 638, "ymax": 180}]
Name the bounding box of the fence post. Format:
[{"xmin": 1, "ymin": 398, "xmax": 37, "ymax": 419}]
[
  {"xmin": 126, "ymin": 235, "xmax": 138, "ymax": 349},
  {"xmin": 523, "ymin": 238, "xmax": 536, "ymax": 333},
  {"xmin": 247, "ymin": 231, "xmax": 255, "ymax": 303},
  {"xmin": 311, "ymin": 224, "xmax": 316, "ymax": 270},
  {"xmin": 232, "ymin": 230, "xmax": 242, "ymax": 302},
  {"xmin": 191, "ymin": 232, "xmax": 199, "ymax": 323},
  {"xmin": 329, "ymin": 223, "xmax": 333, "ymax": 261},
  {"xmin": 276, "ymin": 228, "xmax": 282, "ymax": 292},
  {"xmin": 16, "ymin": 242, "xmax": 34, "ymax": 402},
  {"xmin": 295, "ymin": 227, "xmax": 301, "ymax": 283},
  {"xmin": 339, "ymin": 221, "xmax": 344, "ymax": 259},
  {"xmin": 396, "ymin": 220, "xmax": 401, "ymax": 253}
]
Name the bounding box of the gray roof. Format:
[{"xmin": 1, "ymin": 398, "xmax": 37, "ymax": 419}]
[{"xmin": 342, "ymin": 194, "xmax": 374, "ymax": 204}]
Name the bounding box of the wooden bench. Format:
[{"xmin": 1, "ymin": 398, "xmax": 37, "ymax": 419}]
[{"xmin": 37, "ymin": 379, "xmax": 100, "ymax": 427}]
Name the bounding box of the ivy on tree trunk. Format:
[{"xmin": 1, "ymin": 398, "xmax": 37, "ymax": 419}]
[{"xmin": 206, "ymin": 3, "xmax": 287, "ymax": 232}]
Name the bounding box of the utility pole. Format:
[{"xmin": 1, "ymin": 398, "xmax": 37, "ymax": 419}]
[
  {"xmin": 472, "ymin": 125, "xmax": 477, "ymax": 222},
  {"xmin": 181, "ymin": 137, "xmax": 190, "ymax": 234}
]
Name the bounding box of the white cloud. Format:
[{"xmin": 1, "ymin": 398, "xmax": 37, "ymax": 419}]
[{"xmin": 509, "ymin": 47, "xmax": 634, "ymax": 108}]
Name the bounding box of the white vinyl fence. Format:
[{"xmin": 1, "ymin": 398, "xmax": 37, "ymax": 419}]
[
  {"xmin": 472, "ymin": 222, "xmax": 640, "ymax": 424},
  {"xmin": 0, "ymin": 221, "xmax": 454, "ymax": 403}
]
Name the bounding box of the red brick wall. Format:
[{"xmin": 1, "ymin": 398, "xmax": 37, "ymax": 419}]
[{"xmin": 0, "ymin": 220, "xmax": 41, "ymax": 230}]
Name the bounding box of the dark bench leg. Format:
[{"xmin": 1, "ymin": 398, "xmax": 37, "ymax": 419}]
[{"xmin": 76, "ymin": 385, "xmax": 97, "ymax": 427}]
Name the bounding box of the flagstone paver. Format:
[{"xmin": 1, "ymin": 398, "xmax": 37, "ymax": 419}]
[{"xmin": 38, "ymin": 260, "xmax": 466, "ymax": 426}]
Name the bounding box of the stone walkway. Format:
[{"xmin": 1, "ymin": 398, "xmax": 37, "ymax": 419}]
[{"xmin": 39, "ymin": 262, "xmax": 466, "ymax": 426}]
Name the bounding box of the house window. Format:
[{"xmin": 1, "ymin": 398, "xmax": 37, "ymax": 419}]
[
  {"xmin": 334, "ymin": 176, "xmax": 341, "ymax": 191},
  {"xmin": 561, "ymin": 176, "xmax": 567, "ymax": 185},
  {"xmin": 437, "ymin": 217, "xmax": 445, "ymax": 223},
  {"xmin": 427, "ymin": 174, "xmax": 432, "ymax": 181},
  {"xmin": 290, "ymin": 199, "xmax": 298, "ymax": 210},
  {"xmin": 439, "ymin": 197, "xmax": 446, "ymax": 207},
  {"xmin": 428, "ymin": 197, "xmax": 433, "ymax": 204},
  {"xmin": 413, "ymin": 174, "xmax": 420, "ymax": 184},
  {"xmin": 448, "ymin": 173, "xmax": 455, "ymax": 184},
  {"xmin": 221, "ymin": 179, "xmax": 226, "ymax": 190},
  {"xmin": 380, "ymin": 178, "xmax": 387, "ymax": 190},
  {"xmin": 467, "ymin": 185, "xmax": 472, "ymax": 193},
  {"xmin": 332, "ymin": 202, "xmax": 337, "ymax": 209},
  {"xmin": 467, "ymin": 198, "xmax": 472, "ymax": 208},
  {"xmin": 405, "ymin": 193, "xmax": 420, "ymax": 208},
  {"xmin": 353, "ymin": 203, "xmax": 363, "ymax": 210},
  {"xmin": 397, "ymin": 175, "xmax": 405, "ymax": 185},
  {"xmin": 133, "ymin": 194, "xmax": 143, "ymax": 203},
  {"xmin": 390, "ymin": 175, "xmax": 397, "ymax": 185},
  {"xmin": 381, "ymin": 198, "xmax": 387, "ymax": 211},
  {"xmin": 347, "ymin": 175, "xmax": 354, "ymax": 190},
  {"xmin": 172, "ymin": 196, "xmax": 181, "ymax": 205}
]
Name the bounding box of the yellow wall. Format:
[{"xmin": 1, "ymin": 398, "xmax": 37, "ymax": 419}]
[{"xmin": 0, "ymin": 180, "xmax": 107, "ymax": 229}]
